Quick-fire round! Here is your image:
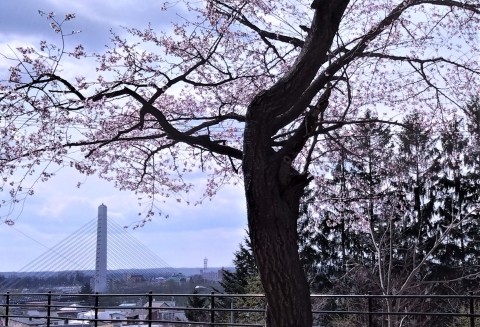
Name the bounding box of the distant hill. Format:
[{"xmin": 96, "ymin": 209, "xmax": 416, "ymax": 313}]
[{"xmin": 172, "ymin": 267, "xmax": 234, "ymax": 276}]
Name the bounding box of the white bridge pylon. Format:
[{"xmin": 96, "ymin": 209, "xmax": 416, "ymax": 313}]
[{"xmin": 95, "ymin": 204, "xmax": 108, "ymax": 293}]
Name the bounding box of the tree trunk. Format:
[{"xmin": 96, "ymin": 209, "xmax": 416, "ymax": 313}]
[
  {"xmin": 258, "ymin": 209, "xmax": 313, "ymax": 326},
  {"xmin": 243, "ymin": 116, "xmax": 312, "ymax": 327},
  {"xmin": 245, "ymin": 176, "xmax": 312, "ymax": 326},
  {"xmin": 239, "ymin": 5, "xmax": 351, "ymax": 323}
]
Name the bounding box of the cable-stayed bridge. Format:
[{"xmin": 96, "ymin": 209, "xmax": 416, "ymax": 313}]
[{"xmin": 0, "ymin": 204, "xmax": 178, "ymax": 292}]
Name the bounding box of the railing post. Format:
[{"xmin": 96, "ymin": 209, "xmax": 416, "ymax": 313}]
[
  {"xmin": 47, "ymin": 291, "xmax": 52, "ymax": 327},
  {"xmin": 210, "ymin": 291, "xmax": 215, "ymax": 327},
  {"xmin": 368, "ymin": 291, "xmax": 373, "ymax": 327},
  {"xmin": 148, "ymin": 291, "xmax": 153, "ymax": 327},
  {"xmin": 94, "ymin": 292, "xmax": 99, "ymax": 327},
  {"xmin": 230, "ymin": 297, "xmax": 235, "ymax": 326},
  {"xmin": 5, "ymin": 292, "xmax": 10, "ymax": 327},
  {"xmin": 469, "ymin": 291, "xmax": 475, "ymax": 327}
]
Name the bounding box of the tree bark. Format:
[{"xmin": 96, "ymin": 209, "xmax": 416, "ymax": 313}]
[
  {"xmin": 249, "ymin": 194, "xmax": 312, "ymax": 327},
  {"xmin": 243, "ymin": 115, "xmax": 312, "ymax": 326},
  {"xmin": 245, "ymin": 170, "xmax": 312, "ymax": 326}
]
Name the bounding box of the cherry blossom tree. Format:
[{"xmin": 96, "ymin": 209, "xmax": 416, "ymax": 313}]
[{"xmin": 1, "ymin": 1, "xmax": 479, "ymax": 326}]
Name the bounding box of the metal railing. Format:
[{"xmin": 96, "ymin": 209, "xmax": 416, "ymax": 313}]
[
  {"xmin": 311, "ymin": 292, "xmax": 480, "ymax": 327},
  {"xmin": 1, "ymin": 291, "xmax": 479, "ymax": 326}
]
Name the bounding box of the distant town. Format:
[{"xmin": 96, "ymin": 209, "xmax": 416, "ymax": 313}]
[{"xmin": 0, "ymin": 266, "xmax": 233, "ymax": 295}]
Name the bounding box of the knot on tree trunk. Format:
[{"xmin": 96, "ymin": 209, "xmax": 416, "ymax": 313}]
[
  {"xmin": 277, "ymin": 155, "xmax": 313, "ymax": 194},
  {"xmin": 278, "ymin": 155, "xmax": 313, "ymax": 208}
]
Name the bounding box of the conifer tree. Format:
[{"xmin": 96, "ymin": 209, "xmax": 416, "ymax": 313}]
[
  {"xmin": 185, "ymin": 290, "xmax": 209, "ymax": 323},
  {"xmin": 221, "ymin": 236, "xmax": 258, "ymax": 295}
]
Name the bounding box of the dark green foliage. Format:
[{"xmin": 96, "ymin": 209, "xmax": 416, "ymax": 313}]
[
  {"xmin": 80, "ymin": 281, "xmax": 93, "ymax": 294},
  {"xmin": 298, "ymin": 189, "xmax": 339, "ymax": 292},
  {"xmin": 185, "ymin": 290, "xmax": 209, "ymax": 323},
  {"xmin": 218, "ymin": 237, "xmax": 265, "ymax": 324},
  {"xmin": 220, "ymin": 236, "xmax": 258, "ymax": 294}
]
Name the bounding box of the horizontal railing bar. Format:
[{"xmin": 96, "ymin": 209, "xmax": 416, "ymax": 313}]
[
  {"xmin": 311, "ymin": 294, "xmax": 480, "ymax": 299},
  {"xmin": 313, "ymin": 310, "xmax": 480, "ymax": 317},
  {"xmin": 2, "ymin": 292, "xmax": 266, "ymax": 297},
  {"xmin": 0, "ymin": 314, "xmax": 264, "ymax": 326}
]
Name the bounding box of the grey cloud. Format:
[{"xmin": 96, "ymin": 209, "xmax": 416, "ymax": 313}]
[{"xmin": 1, "ymin": 0, "xmax": 186, "ymax": 52}]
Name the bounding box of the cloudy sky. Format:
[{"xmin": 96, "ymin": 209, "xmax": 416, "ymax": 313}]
[{"xmin": 0, "ymin": 0, "xmax": 248, "ymax": 272}]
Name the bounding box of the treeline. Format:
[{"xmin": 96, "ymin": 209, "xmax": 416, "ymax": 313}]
[
  {"xmin": 0, "ymin": 271, "xmax": 92, "ymax": 291},
  {"xmin": 219, "ymin": 98, "xmax": 480, "ymax": 327}
]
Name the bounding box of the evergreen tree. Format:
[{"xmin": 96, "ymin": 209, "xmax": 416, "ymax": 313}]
[
  {"xmin": 221, "ymin": 236, "xmax": 258, "ymax": 294},
  {"xmin": 391, "ymin": 112, "xmax": 440, "ymax": 287},
  {"xmin": 80, "ymin": 281, "xmax": 93, "ymax": 294},
  {"xmin": 185, "ymin": 290, "xmax": 209, "ymax": 323},
  {"xmin": 315, "ymin": 111, "xmax": 395, "ymax": 281},
  {"xmin": 219, "ymin": 237, "xmax": 263, "ymax": 324},
  {"xmin": 426, "ymin": 115, "xmax": 480, "ymax": 288},
  {"xmin": 298, "ymin": 188, "xmax": 333, "ymax": 292}
]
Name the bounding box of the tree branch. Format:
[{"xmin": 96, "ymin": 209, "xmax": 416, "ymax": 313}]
[{"xmin": 209, "ymin": 0, "xmax": 305, "ymax": 48}]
